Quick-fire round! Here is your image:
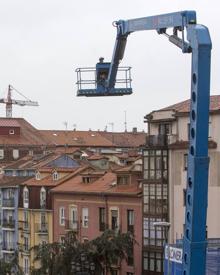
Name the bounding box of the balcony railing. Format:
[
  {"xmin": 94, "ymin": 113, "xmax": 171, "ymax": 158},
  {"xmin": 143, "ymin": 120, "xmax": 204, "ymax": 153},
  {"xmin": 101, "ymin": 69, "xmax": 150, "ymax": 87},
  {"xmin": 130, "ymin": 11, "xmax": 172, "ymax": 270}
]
[
  {"xmin": 19, "ymin": 244, "xmax": 30, "ymax": 254},
  {"xmin": 146, "ymin": 135, "xmax": 168, "ymax": 147},
  {"xmin": 2, "ymin": 198, "xmax": 15, "ymax": 208},
  {"xmin": 1, "ymin": 219, "xmax": 15, "ymax": 229},
  {"xmin": 18, "ymin": 221, "xmax": 30, "ymax": 231},
  {"xmin": 1, "ymin": 242, "xmax": 15, "ymax": 252},
  {"xmin": 35, "ymin": 223, "xmax": 48, "ymax": 234},
  {"xmin": 99, "ymin": 222, "xmax": 107, "ymax": 232},
  {"xmin": 65, "ymin": 220, "xmax": 78, "ymax": 231},
  {"xmin": 127, "ymin": 224, "xmax": 134, "ymax": 234}
]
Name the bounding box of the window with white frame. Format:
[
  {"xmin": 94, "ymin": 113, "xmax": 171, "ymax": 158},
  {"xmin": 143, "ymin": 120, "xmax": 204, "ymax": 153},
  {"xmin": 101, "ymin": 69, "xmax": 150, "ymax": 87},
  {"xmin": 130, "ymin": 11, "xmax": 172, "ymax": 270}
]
[
  {"xmin": 13, "ymin": 149, "xmax": 19, "ymax": 159},
  {"xmin": 53, "ymin": 171, "xmax": 59, "ymax": 181},
  {"xmin": 70, "ymin": 207, "xmax": 78, "ymax": 230},
  {"xmin": 35, "ymin": 172, "xmax": 41, "ymax": 180},
  {"xmin": 23, "ymin": 187, "xmax": 29, "ymax": 208},
  {"xmin": 40, "ymin": 187, "xmax": 46, "ymax": 208},
  {"xmin": 82, "ymin": 208, "xmax": 89, "ymax": 228},
  {"xmin": 23, "ymin": 257, "xmax": 29, "ymax": 275},
  {"xmin": 0, "ymin": 149, "xmax": 4, "ymax": 159},
  {"xmin": 59, "ymin": 207, "xmax": 65, "ymax": 226},
  {"xmin": 110, "ymin": 208, "xmax": 119, "ymax": 231}
]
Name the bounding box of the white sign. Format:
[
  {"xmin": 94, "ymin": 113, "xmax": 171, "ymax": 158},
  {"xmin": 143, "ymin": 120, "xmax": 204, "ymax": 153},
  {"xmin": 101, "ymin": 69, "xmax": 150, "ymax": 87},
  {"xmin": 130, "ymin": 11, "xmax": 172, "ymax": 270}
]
[{"xmin": 165, "ymin": 245, "xmax": 183, "ymax": 264}]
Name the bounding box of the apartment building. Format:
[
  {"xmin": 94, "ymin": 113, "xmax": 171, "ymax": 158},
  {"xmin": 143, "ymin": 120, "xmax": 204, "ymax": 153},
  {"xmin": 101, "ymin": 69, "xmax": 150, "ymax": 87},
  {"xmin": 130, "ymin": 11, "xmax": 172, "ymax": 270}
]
[
  {"xmin": 51, "ymin": 163, "xmax": 143, "ymax": 275},
  {"xmin": 0, "ymin": 176, "xmax": 31, "ymax": 262},
  {"xmin": 142, "ymin": 95, "xmax": 220, "ymax": 274},
  {"xmin": 17, "ymin": 155, "xmax": 82, "ymax": 274},
  {"xmin": 0, "ymin": 118, "xmax": 53, "ymax": 164}
]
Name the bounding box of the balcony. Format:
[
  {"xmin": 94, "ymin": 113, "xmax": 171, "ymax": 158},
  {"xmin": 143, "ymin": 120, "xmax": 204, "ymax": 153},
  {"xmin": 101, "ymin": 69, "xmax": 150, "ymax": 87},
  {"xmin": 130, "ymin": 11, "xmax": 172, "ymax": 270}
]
[
  {"xmin": 2, "ymin": 198, "xmax": 15, "ymax": 208},
  {"xmin": 146, "ymin": 135, "xmax": 168, "ymax": 147},
  {"xmin": 65, "ymin": 220, "xmax": 79, "ymax": 231},
  {"xmin": 18, "ymin": 221, "xmax": 30, "ymax": 232},
  {"xmin": 35, "ymin": 223, "xmax": 48, "ymax": 234},
  {"xmin": 99, "ymin": 222, "xmax": 107, "ymax": 232},
  {"xmin": 127, "ymin": 224, "xmax": 134, "ymax": 234},
  {"xmin": 19, "ymin": 244, "xmax": 30, "ymax": 254},
  {"xmin": 1, "ymin": 242, "xmax": 15, "ymax": 253},
  {"xmin": 1, "ymin": 219, "xmax": 15, "ymax": 229}
]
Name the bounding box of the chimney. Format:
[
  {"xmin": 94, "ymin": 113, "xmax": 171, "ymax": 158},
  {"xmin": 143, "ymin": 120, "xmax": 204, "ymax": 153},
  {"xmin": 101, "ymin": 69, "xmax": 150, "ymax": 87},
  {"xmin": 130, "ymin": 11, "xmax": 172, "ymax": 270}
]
[{"xmin": 132, "ymin": 127, "xmax": 137, "ymax": 134}]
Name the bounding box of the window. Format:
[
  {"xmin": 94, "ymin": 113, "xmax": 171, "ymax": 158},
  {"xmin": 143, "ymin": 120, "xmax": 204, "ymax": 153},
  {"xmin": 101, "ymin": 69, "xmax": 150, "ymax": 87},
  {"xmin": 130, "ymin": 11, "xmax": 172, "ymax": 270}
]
[
  {"xmin": 143, "ymin": 150, "xmax": 168, "ymax": 180},
  {"xmin": 40, "ymin": 212, "xmax": 47, "ymax": 231},
  {"xmin": 59, "ymin": 207, "xmax": 65, "ymax": 226},
  {"xmin": 24, "ymin": 257, "xmax": 29, "ymax": 275},
  {"xmin": 9, "ymin": 129, "xmax": 15, "ymax": 135},
  {"xmin": 82, "ymin": 176, "xmax": 91, "ymax": 183},
  {"xmin": 183, "ymin": 188, "xmax": 186, "ymax": 206},
  {"xmin": 53, "ymin": 171, "xmax": 59, "ymax": 181},
  {"xmin": 184, "ymin": 154, "xmax": 188, "ymax": 170},
  {"xmin": 70, "ymin": 207, "xmax": 78, "ymax": 230},
  {"xmin": 24, "ymin": 210, "xmax": 29, "ymax": 230},
  {"xmin": 99, "ymin": 208, "xmax": 106, "ymax": 231},
  {"xmin": 29, "ymin": 150, "xmax": 33, "ymax": 156},
  {"xmin": 143, "ymin": 251, "xmax": 163, "ymax": 272},
  {"xmin": 127, "ymin": 246, "xmax": 134, "ymax": 266},
  {"xmin": 0, "ymin": 149, "xmax": 4, "ymax": 159},
  {"xmin": 24, "ymin": 236, "xmax": 29, "ymax": 252},
  {"xmin": 23, "ymin": 187, "xmax": 29, "ymax": 208},
  {"xmin": 13, "ymin": 149, "xmax": 19, "ymax": 159},
  {"xmin": 40, "ymin": 187, "xmax": 46, "ymax": 208},
  {"xmin": 82, "ymin": 208, "xmax": 89, "ymax": 228},
  {"xmin": 159, "ymin": 123, "xmax": 171, "ymax": 135},
  {"xmin": 127, "ymin": 210, "xmax": 134, "ymax": 233},
  {"xmin": 35, "ymin": 172, "xmax": 41, "ymax": 180},
  {"xmin": 110, "ymin": 209, "xmax": 119, "ymax": 231},
  {"xmin": 117, "ymin": 176, "xmax": 129, "ymax": 185}
]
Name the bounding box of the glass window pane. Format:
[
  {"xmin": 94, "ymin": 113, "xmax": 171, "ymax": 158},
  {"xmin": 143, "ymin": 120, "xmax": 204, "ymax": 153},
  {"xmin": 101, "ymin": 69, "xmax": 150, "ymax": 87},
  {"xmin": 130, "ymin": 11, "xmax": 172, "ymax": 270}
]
[
  {"xmin": 150, "ymin": 157, "xmax": 155, "ymax": 169},
  {"xmin": 144, "ymin": 157, "xmax": 149, "ymax": 169},
  {"xmin": 150, "ymin": 259, "xmax": 154, "ymax": 271}
]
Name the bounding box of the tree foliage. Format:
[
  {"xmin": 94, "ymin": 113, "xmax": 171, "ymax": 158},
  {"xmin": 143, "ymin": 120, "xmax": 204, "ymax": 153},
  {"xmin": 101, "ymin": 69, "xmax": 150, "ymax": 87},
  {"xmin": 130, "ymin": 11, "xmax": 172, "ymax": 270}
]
[{"xmin": 31, "ymin": 230, "xmax": 135, "ymax": 275}]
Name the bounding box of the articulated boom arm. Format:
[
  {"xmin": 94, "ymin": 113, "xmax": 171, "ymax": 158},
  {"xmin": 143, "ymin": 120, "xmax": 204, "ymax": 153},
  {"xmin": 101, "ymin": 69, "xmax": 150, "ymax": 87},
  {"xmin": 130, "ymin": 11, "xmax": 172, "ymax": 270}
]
[
  {"xmin": 76, "ymin": 10, "xmax": 212, "ymax": 275},
  {"xmin": 108, "ymin": 11, "xmax": 196, "ymax": 88}
]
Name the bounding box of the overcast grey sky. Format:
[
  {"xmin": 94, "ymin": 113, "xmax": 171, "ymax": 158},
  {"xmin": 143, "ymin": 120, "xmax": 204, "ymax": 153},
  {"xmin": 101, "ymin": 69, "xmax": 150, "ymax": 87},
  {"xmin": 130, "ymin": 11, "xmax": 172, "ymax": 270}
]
[{"xmin": 0, "ymin": 0, "xmax": 219, "ymax": 132}]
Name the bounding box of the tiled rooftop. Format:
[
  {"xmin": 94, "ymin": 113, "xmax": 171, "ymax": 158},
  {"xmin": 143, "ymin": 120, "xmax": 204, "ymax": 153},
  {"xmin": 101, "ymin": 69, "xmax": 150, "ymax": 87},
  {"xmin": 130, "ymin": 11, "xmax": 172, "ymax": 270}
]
[
  {"xmin": 162, "ymin": 95, "xmax": 220, "ymax": 113},
  {"xmin": 51, "ymin": 171, "xmax": 141, "ymax": 196}
]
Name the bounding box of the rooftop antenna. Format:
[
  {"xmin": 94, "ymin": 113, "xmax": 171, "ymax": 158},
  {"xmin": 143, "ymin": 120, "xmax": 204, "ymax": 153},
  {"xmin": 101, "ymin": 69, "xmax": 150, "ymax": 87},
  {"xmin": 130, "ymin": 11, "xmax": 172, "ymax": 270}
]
[
  {"xmin": 108, "ymin": 122, "xmax": 114, "ymax": 132},
  {"xmin": 124, "ymin": 110, "xmax": 127, "ymax": 132}
]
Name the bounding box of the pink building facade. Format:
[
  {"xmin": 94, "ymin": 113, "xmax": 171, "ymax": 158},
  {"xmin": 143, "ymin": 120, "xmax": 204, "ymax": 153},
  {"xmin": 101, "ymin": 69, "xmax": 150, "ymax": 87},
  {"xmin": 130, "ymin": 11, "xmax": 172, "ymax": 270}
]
[{"xmin": 51, "ymin": 170, "xmax": 142, "ymax": 275}]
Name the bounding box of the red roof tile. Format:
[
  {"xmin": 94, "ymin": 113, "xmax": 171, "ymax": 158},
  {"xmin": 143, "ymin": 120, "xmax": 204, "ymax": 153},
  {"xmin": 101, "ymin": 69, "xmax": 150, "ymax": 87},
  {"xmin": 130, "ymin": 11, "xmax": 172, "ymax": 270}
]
[
  {"xmin": 51, "ymin": 172, "xmax": 141, "ymax": 196},
  {"xmin": 162, "ymin": 95, "xmax": 220, "ymax": 113}
]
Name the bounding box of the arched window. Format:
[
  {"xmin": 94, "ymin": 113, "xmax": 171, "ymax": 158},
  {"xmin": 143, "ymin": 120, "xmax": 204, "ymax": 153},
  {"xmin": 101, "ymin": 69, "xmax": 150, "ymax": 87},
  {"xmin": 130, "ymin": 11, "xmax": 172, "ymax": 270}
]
[
  {"xmin": 23, "ymin": 186, "xmax": 29, "ymax": 208},
  {"xmin": 40, "ymin": 187, "xmax": 46, "ymax": 208}
]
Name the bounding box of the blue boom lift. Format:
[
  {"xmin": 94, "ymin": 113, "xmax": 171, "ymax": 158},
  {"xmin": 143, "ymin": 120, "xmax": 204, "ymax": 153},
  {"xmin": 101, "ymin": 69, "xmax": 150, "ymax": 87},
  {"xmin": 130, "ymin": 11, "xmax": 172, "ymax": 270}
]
[{"xmin": 76, "ymin": 11, "xmax": 212, "ymax": 275}]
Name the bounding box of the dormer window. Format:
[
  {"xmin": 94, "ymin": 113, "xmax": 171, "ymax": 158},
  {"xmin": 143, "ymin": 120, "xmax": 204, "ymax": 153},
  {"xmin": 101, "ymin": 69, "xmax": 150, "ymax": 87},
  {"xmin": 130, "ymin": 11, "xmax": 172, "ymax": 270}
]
[
  {"xmin": 117, "ymin": 176, "xmax": 129, "ymax": 185},
  {"xmin": 9, "ymin": 129, "xmax": 15, "ymax": 135},
  {"xmin": 40, "ymin": 187, "xmax": 46, "ymax": 208},
  {"xmin": 35, "ymin": 172, "xmax": 41, "ymax": 180},
  {"xmin": 23, "ymin": 186, "xmax": 29, "ymax": 208},
  {"xmin": 82, "ymin": 176, "xmax": 91, "ymax": 184},
  {"xmin": 53, "ymin": 171, "xmax": 59, "ymax": 181}
]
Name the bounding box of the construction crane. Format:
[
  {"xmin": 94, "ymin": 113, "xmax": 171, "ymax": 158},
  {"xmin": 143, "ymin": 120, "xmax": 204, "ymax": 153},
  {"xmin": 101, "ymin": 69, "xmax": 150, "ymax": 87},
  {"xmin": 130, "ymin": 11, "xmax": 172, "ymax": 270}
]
[
  {"xmin": 76, "ymin": 11, "xmax": 212, "ymax": 275},
  {"xmin": 0, "ymin": 85, "xmax": 39, "ymax": 118}
]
